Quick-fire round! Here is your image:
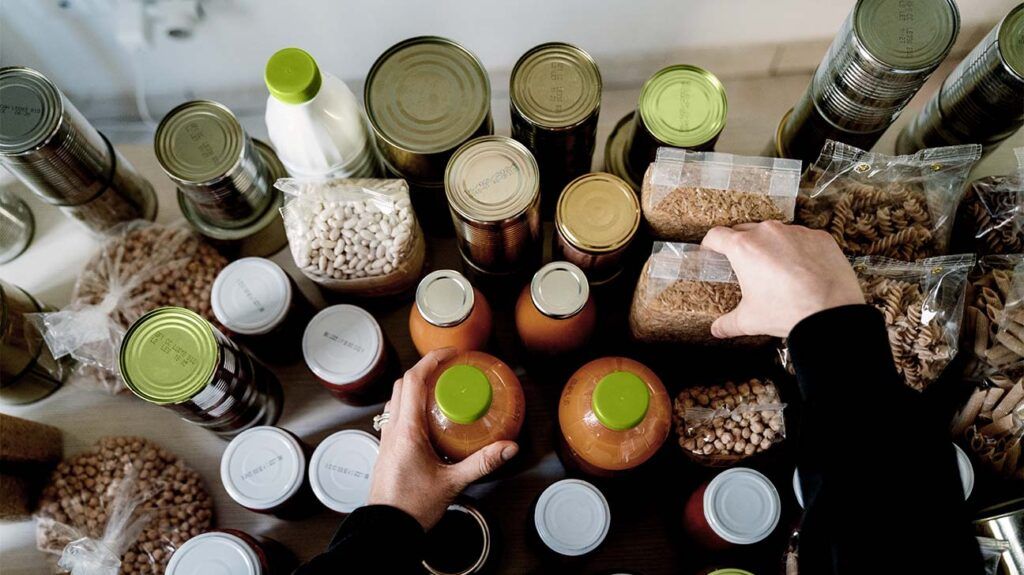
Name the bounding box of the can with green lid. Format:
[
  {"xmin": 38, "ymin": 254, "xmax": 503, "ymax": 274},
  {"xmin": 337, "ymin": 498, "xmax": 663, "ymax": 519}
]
[
  {"xmin": 897, "ymin": 3, "xmax": 1024, "ymax": 156},
  {"xmin": 119, "ymin": 306, "xmax": 283, "ymax": 438},
  {"xmin": 510, "ymin": 42, "xmax": 602, "ymax": 219}
]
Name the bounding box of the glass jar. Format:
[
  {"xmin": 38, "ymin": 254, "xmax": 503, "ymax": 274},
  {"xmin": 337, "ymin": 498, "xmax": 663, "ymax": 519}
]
[
  {"xmin": 533, "ymin": 479, "xmax": 611, "ymax": 558},
  {"xmin": 426, "ymin": 351, "xmax": 525, "ymax": 462},
  {"xmin": 515, "ymin": 261, "xmax": 596, "ymax": 356},
  {"xmin": 558, "ymin": 357, "xmax": 671, "ymax": 476},
  {"xmin": 165, "ymin": 529, "xmax": 295, "ymax": 575},
  {"xmin": 410, "ymin": 270, "xmax": 492, "ymax": 356},
  {"xmin": 211, "ymin": 257, "xmax": 314, "ymax": 364},
  {"xmin": 302, "ymin": 304, "xmax": 395, "ymax": 405},
  {"xmin": 1, "ymin": 279, "xmax": 69, "ymax": 405},
  {"xmin": 308, "ymin": 429, "xmax": 380, "ymax": 514},
  {"xmin": 684, "ymin": 468, "xmax": 781, "ymax": 551},
  {"xmin": 220, "ymin": 426, "xmax": 316, "ymax": 519},
  {"xmin": 119, "ymin": 306, "xmax": 283, "ymax": 439},
  {"xmin": 423, "ymin": 502, "xmax": 492, "ymax": 575}
]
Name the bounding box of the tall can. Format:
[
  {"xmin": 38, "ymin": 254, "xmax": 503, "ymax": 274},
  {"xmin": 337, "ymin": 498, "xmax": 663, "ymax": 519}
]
[
  {"xmin": 778, "ymin": 0, "xmax": 960, "ymax": 163},
  {"xmin": 897, "ymin": 4, "xmax": 1024, "ymax": 156},
  {"xmin": 0, "ymin": 189, "xmax": 33, "ymax": 264},
  {"xmin": 445, "ymin": 136, "xmax": 542, "ymax": 276},
  {"xmin": 0, "ymin": 67, "xmax": 157, "ymax": 234},
  {"xmin": 1, "ymin": 279, "xmax": 70, "ymax": 405},
  {"xmin": 510, "ymin": 42, "xmax": 601, "ymax": 219},
  {"xmin": 119, "ymin": 306, "xmax": 283, "ymax": 438},
  {"xmin": 604, "ymin": 111, "xmax": 642, "ymax": 192}
]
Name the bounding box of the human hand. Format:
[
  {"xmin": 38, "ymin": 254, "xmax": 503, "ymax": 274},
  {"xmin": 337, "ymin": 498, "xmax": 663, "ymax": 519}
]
[
  {"xmin": 702, "ymin": 221, "xmax": 865, "ymax": 338},
  {"xmin": 366, "ymin": 348, "xmax": 519, "ymax": 530}
]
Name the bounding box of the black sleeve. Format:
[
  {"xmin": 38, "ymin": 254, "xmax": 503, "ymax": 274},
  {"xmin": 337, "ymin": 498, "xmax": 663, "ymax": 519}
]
[
  {"xmin": 293, "ymin": 505, "xmax": 425, "ymax": 574},
  {"xmin": 788, "ymin": 305, "xmax": 983, "ymax": 575}
]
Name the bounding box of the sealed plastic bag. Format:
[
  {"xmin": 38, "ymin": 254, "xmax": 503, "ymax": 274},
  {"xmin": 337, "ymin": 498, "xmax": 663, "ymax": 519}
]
[
  {"xmin": 854, "ymin": 254, "xmax": 975, "ymax": 391},
  {"xmin": 277, "ymin": 177, "xmax": 426, "ymax": 297},
  {"xmin": 964, "ymin": 255, "xmax": 1024, "ymax": 380},
  {"xmin": 797, "ymin": 141, "xmax": 981, "ymax": 260},
  {"xmin": 951, "ymin": 376, "xmax": 1023, "ymax": 482},
  {"xmin": 673, "ymin": 378, "xmax": 786, "ymax": 466},
  {"xmin": 642, "ymin": 148, "xmax": 801, "ymax": 241},
  {"xmin": 629, "ymin": 242, "xmax": 771, "ymax": 346},
  {"xmin": 29, "ymin": 222, "xmax": 227, "ymax": 394},
  {"xmin": 953, "ymin": 148, "xmax": 1024, "ymax": 255}
]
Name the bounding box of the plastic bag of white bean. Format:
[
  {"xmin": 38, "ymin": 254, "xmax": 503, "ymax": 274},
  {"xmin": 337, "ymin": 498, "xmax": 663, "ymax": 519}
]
[{"xmin": 277, "ymin": 177, "xmax": 426, "ymax": 297}]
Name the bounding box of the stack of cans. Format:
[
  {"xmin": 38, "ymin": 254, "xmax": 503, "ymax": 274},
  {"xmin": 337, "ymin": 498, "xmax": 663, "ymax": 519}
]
[
  {"xmin": 898, "ymin": 4, "xmax": 1024, "ymax": 156},
  {"xmin": 777, "ymin": 0, "xmax": 961, "ymax": 163},
  {"xmin": 0, "ymin": 67, "xmax": 157, "ymax": 235}
]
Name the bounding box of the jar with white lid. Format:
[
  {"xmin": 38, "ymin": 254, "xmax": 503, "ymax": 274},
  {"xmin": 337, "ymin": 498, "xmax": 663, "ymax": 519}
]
[
  {"xmin": 165, "ymin": 529, "xmax": 295, "ymax": 575},
  {"xmin": 211, "ymin": 257, "xmax": 314, "ymax": 364},
  {"xmin": 515, "ymin": 261, "xmax": 596, "ymax": 356},
  {"xmin": 409, "ymin": 269, "xmax": 493, "ymax": 356},
  {"xmin": 220, "ymin": 426, "xmax": 315, "ymax": 519},
  {"xmin": 684, "ymin": 467, "xmax": 781, "ymax": 551},
  {"xmin": 302, "ymin": 304, "xmax": 396, "ymax": 405},
  {"xmin": 532, "ymin": 478, "xmax": 611, "ymax": 559},
  {"xmin": 308, "ymin": 429, "xmax": 380, "ymax": 514}
]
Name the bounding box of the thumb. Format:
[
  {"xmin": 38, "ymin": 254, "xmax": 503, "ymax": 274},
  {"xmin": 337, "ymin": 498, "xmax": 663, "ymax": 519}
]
[
  {"xmin": 448, "ymin": 441, "xmax": 518, "ymax": 487},
  {"xmin": 711, "ymin": 307, "xmax": 745, "ymax": 339}
]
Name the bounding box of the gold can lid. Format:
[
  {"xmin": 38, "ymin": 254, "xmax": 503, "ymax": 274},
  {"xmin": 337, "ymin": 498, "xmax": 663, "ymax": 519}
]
[
  {"xmin": 510, "ymin": 42, "xmax": 602, "ymax": 130},
  {"xmin": 445, "ymin": 136, "xmax": 539, "ymax": 223},
  {"xmin": 637, "ymin": 65, "xmax": 728, "ymax": 149},
  {"xmin": 556, "ymin": 172, "xmax": 639, "ymax": 253},
  {"xmin": 531, "ymin": 261, "xmax": 590, "ymax": 319},
  {"xmin": 155, "ymin": 100, "xmax": 246, "ymax": 184}
]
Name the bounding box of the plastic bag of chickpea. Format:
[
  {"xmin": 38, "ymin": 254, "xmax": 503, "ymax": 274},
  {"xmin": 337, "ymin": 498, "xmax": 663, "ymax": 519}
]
[{"xmin": 673, "ymin": 378, "xmax": 787, "ymax": 467}]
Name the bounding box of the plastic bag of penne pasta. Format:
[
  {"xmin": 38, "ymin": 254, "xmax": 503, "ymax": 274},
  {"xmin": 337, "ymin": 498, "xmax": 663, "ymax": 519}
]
[
  {"xmin": 951, "ymin": 375, "xmax": 1023, "ymax": 482},
  {"xmin": 951, "ymin": 148, "xmax": 1023, "ymax": 256},
  {"xmin": 964, "ymin": 255, "xmax": 1024, "ymax": 380},
  {"xmin": 797, "ymin": 140, "xmax": 981, "ymax": 260},
  {"xmin": 852, "ymin": 254, "xmax": 975, "ymax": 391}
]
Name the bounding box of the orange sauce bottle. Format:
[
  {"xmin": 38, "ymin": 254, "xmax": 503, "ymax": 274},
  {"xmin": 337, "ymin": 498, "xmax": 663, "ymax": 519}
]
[
  {"xmin": 409, "ymin": 270, "xmax": 492, "ymax": 356},
  {"xmin": 515, "ymin": 262, "xmax": 596, "ymax": 356}
]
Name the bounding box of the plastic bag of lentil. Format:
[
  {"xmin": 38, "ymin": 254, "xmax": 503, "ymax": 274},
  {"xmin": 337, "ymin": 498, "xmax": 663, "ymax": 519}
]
[
  {"xmin": 796, "ymin": 140, "xmax": 981, "ymax": 260},
  {"xmin": 853, "ymin": 253, "xmax": 975, "ymax": 391},
  {"xmin": 642, "ymin": 148, "xmax": 801, "ymax": 242},
  {"xmin": 277, "ymin": 177, "xmax": 426, "ymax": 297},
  {"xmin": 963, "ymin": 255, "xmax": 1024, "ymax": 380},
  {"xmin": 952, "ymin": 148, "xmax": 1024, "ymax": 256},
  {"xmin": 28, "ymin": 221, "xmax": 227, "ymax": 394},
  {"xmin": 628, "ymin": 241, "xmax": 772, "ymax": 346}
]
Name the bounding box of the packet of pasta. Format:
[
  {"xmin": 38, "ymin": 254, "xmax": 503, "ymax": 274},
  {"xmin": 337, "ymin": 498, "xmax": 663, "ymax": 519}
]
[
  {"xmin": 964, "ymin": 255, "xmax": 1024, "ymax": 380},
  {"xmin": 951, "ymin": 149, "xmax": 1023, "ymax": 256}
]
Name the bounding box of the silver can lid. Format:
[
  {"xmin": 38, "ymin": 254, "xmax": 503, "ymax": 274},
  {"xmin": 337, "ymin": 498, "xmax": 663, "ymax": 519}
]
[
  {"xmin": 0, "ymin": 67, "xmax": 63, "ymax": 156},
  {"xmin": 165, "ymin": 531, "xmax": 261, "ymax": 575},
  {"xmin": 534, "ymin": 478, "xmax": 610, "ymax": 556},
  {"xmin": 220, "ymin": 426, "xmax": 306, "ymax": 511},
  {"xmin": 211, "ymin": 257, "xmax": 292, "ymax": 335},
  {"xmin": 154, "ymin": 99, "xmax": 246, "ymax": 184},
  {"xmin": 416, "ymin": 269, "xmax": 475, "ymax": 327},
  {"xmin": 531, "ymin": 261, "xmax": 589, "ymax": 319},
  {"xmin": 308, "ymin": 429, "xmax": 380, "ymax": 514}
]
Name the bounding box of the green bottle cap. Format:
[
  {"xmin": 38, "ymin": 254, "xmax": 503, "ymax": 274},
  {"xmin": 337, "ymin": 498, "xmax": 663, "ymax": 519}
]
[
  {"xmin": 119, "ymin": 307, "xmax": 219, "ymax": 405},
  {"xmin": 435, "ymin": 364, "xmax": 493, "ymax": 425},
  {"xmin": 265, "ymin": 47, "xmax": 323, "ymax": 105},
  {"xmin": 592, "ymin": 371, "xmax": 650, "ymax": 431},
  {"xmin": 638, "ymin": 65, "xmax": 728, "ymax": 149}
]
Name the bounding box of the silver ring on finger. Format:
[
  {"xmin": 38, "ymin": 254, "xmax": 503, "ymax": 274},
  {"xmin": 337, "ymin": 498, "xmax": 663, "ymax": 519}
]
[{"xmin": 372, "ymin": 411, "xmax": 391, "ymax": 432}]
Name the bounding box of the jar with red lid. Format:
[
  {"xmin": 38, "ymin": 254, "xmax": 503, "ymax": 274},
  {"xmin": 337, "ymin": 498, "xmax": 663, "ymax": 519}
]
[
  {"xmin": 410, "ymin": 269, "xmax": 492, "ymax": 356},
  {"xmin": 684, "ymin": 467, "xmax": 781, "ymax": 551},
  {"xmin": 220, "ymin": 425, "xmax": 317, "ymax": 519},
  {"xmin": 308, "ymin": 429, "xmax": 381, "ymax": 514},
  {"xmin": 426, "ymin": 351, "xmax": 525, "ymax": 462},
  {"xmin": 558, "ymin": 357, "xmax": 671, "ymax": 477},
  {"xmin": 165, "ymin": 529, "xmax": 296, "ymax": 575},
  {"xmin": 302, "ymin": 304, "xmax": 396, "ymax": 405},
  {"xmin": 515, "ymin": 261, "xmax": 596, "ymax": 356}
]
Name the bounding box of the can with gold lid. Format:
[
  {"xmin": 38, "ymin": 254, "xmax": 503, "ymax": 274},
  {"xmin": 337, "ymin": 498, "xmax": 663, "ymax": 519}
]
[
  {"xmin": 554, "ymin": 172, "xmax": 640, "ymax": 285},
  {"xmin": 445, "ymin": 136, "xmax": 542, "ymax": 275},
  {"xmin": 510, "ymin": 42, "xmax": 601, "ymax": 219},
  {"xmin": 604, "ymin": 112, "xmax": 642, "ymax": 192}
]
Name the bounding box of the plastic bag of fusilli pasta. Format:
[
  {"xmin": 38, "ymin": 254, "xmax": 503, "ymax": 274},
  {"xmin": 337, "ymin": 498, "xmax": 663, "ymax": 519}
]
[
  {"xmin": 797, "ymin": 141, "xmax": 981, "ymax": 261},
  {"xmin": 852, "ymin": 254, "xmax": 975, "ymax": 391},
  {"xmin": 951, "ymin": 147, "xmax": 1023, "ymax": 256}
]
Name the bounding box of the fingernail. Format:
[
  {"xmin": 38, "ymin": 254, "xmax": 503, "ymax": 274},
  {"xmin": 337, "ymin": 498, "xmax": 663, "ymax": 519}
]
[{"xmin": 501, "ymin": 445, "xmax": 518, "ymax": 461}]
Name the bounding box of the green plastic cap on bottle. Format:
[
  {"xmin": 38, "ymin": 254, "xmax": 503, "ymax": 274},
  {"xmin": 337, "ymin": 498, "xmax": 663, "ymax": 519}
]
[
  {"xmin": 592, "ymin": 371, "xmax": 650, "ymax": 431},
  {"xmin": 435, "ymin": 364, "xmax": 493, "ymax": 425},
  {"xmin": 265, "ymin": 47, "xmax": 322, "ymax": 104}
]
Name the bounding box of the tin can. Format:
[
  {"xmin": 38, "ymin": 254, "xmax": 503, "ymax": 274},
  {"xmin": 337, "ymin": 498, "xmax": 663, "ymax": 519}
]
[
  {"xmin": 365, "ymin": 36, "xmax": 493, "ymax": 186},
  {"xmin": 531, "ymin": 478, "xmax": 610, "ymax": 559},
  {"xmin": 119, "ymin": 306, "xmax": 284, "ymax": 439},
  {"xmin": 554, "ymin": 172, "xmax": 640, "ymax": 285},
  {"xmin": 166, "ymin": 529, "xmax": 296, "ymax": 575},
  {"xmin": 156, "ymin": 100, "xmax": 275, "ymax": 229},
  {"xmin": 897, "ymin": 4, "xmax": 1024, "ymax": 156},
  {"xmin": 604, "ymin": 112, "xmax": 642, "ymax": 192},
  {"xmin": 0, "ymin": 189, "xmax": 33, "ymax": 264},
  {"xmin": 779, "ymin": 0, "xmax": 960, "ymax": 162},
  {"xmin": 0, "ymin": 280, "xmax": 69, "ymax": 405},
  {"xmin": 445, "ymin": 136, "xmax": 542, "ymax": 275},
  {"xmin": 301, "ymin": 304, "xmax": 396, "ymax": 405},
  {"xmin": 308, "ymin": 429, "xmax": 380, "ymax": 514},
  {"xmin": 220, "ymin": 426, "xmax": 316, "ymax": 519},
  {"xmin": 510, "ymin": 42, "xmax": 601, "ymax": 218},
  {"xmin": 683, "ymin": 468, "xmax": 781, "ymax": 551},
  {"xmin": 423, "ymin": 502, "xmax": 493, "ymax": 575},
  {"xmin": 974, "ymin": 498, "xmax": 1024, "ymax": 575},
  {"xmin": 0, "ymin": 67, "xmax": 157, "ymax": 234}
]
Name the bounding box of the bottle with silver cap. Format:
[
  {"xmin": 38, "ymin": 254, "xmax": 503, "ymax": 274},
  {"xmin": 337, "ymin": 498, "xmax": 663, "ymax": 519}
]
[
  {"xmin": 515, "ymin": 261, "xmax": 596, "ymax": 356},
  {"xmin": 409, "ymin": 269, "xmax": 493, "ymax": 357}
]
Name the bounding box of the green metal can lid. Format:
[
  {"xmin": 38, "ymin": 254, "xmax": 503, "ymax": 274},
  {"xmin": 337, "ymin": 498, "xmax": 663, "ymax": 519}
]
[
  {"xmin": 853, "ymin": 0, "xmax": 960, "ymax": 71},
  {"xmin": 0, "ymin": 67, "xmax": 63, "ymax": 156},
  {"xmin": 435, "ymin": 364, "xmax": 493, "ymax": 425},
  {"xmin": 154, "ymin": 100, "xmax": 245, "ymax": 184},
  {"xmin": 999, "ymin": 4, "xmax": 1024, "ymax": 79},
  {"xmin": 265, "ymin": 47, "xmax": 323, "ymax": 105},
  {"xmin": 637, "ymin": 65, "xmax": 728, "ymax": 149},
  {"xmin": 510, "ymin": 42, "xmax": 602, "ymax": 130},
  {"xmin": 707, "ymin": 570, "xmax": 755, "ymax": 575},
  {"xmin": 365, "ymin": 36, "xmax": 490, "ymax": 154},
  {"xmin": 119, "ymin": 307, "xmax": 218, "ymax": 405},
  {"xmin": 591, "ymin": 371, "xmax": 650, "ymax": 431}
]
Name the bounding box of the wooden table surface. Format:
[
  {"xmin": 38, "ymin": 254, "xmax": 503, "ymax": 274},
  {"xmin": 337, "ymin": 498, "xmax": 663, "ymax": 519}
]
[{"xmin": 2, "ymin": 65, "xmax": 1022, "ymax": 575}]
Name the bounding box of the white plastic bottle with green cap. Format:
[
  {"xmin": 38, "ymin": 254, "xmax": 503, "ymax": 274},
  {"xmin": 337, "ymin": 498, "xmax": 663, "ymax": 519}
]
[{"xmin": 264, "ymin": 47, "xmax": 377, "ymax": 178}]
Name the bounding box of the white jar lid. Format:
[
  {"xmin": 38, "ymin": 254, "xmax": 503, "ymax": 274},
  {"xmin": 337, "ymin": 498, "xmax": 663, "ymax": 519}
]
[
  {"xmin": 165, "ymin": 531, "xmax": 261, "ymax": 575},
  {"xmin": 220, "ymin": 426, "xmax": 305, "ymax": 511},
  {"xmin": 703, "ymin": 467, "xmax": 781, "ymax": 545},
  {"xmin": 534, "ymin": 478, "xmax": 610, "ymax": 556},
  {"xmin": 211, "ymin": 257, "xmax": 292, "ymax": 335},
  {"xmin": 302, "ymin": 305, "xmax": 383, "ymax": 385},
  {"xmin": 308, "ymin": 429, "xmax": 379, "ymax": 513}
]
